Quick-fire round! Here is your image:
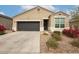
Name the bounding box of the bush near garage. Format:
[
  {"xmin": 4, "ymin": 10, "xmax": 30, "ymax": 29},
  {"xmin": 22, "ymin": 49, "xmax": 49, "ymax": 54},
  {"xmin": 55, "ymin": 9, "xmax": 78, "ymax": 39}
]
[
  {"xmin": 0, "ymin": 24, "xmax": 6, "ymax": 35},
  {"xmin": 12, "ymin": 29, "xmax": 16, "ymax": 32},
  {"xmin": 43, "ymin": 32, "xmax": 48, "ymax": 35}
]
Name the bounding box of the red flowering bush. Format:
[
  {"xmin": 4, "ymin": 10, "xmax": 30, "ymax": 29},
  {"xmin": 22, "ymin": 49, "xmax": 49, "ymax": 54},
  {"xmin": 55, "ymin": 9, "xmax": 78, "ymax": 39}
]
[
  {"xmin": 0, "ymin": 24, "xmax": 6, "ymax": 35},
  {"xmin": 62, "ymin": 28, "xmax": 79, "ymax": 38},
  {"xmin": 74, "ymin": 29, "xmax": 79, "ymax": 37},
  {"xmin": 0, "ymin": 24, "xmax": 6, "ymax": 31}
]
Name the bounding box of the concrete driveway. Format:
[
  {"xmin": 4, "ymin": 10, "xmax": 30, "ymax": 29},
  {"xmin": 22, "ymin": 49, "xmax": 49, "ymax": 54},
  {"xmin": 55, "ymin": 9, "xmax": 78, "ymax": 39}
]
[{"xmin": 0, "ymin": 31, "xmax": 40, "ymax": 53}]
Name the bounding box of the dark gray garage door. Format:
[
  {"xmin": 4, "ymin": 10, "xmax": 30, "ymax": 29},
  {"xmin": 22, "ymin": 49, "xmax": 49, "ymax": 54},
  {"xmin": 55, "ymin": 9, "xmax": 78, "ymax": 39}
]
[{"xmin": 17, "ymin": 21, "xmax": 40, "ymax": 31}]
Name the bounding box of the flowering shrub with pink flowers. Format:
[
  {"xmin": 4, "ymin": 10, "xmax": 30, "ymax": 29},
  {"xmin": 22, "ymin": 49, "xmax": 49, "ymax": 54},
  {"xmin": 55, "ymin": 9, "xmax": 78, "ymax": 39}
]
[
  {"xmin": 0, "ymin": 24, "xmax": 6, "ymax": 35},
  {"xmin": 62, "ymin": 28, "xmax": 79, "ymax": 38}
]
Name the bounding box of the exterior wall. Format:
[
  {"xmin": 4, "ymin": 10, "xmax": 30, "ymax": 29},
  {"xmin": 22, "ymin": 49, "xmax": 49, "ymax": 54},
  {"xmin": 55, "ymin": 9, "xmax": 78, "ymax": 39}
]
[
  {"xmin": 0, "ymin": 17, "xmax": 12, "ymax": 30},
  {"xmin": 50, "ymin": 15, "xmax": 55, "ymax": 32},
  {"xmin": 13, "ymin": 7, "xmax": 53, "ymax": 31},
  {"xmin": 13, "ymin": 7, "xmax": 69, "ymax": 32},
  {"xmin": 50, "ymin": 13, "xmax": 69, "ymax": 32},
  {"xmin": 65, "ymin": 16, "xmax": 70, "ymax": 29}
]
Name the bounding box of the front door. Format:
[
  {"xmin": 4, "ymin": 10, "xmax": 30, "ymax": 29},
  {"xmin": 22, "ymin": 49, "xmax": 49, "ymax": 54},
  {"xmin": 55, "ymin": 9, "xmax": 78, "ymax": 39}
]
[{"xmin": 44, "ymin": 19, "xmax": 48, "ymax": 30}]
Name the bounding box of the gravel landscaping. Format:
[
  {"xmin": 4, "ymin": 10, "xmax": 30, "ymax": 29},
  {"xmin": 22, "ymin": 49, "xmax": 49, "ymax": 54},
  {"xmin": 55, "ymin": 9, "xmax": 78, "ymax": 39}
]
[{"xmin": 40, "ymin": 31, "xmax": 79, "ymax": 53}]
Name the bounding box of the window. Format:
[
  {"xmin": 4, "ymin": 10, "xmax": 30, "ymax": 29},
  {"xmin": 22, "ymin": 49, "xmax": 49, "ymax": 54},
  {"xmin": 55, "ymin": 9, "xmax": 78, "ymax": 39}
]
[{"xmin": 55, "ymin": 17, "xmax": 65, "ymax": 28}]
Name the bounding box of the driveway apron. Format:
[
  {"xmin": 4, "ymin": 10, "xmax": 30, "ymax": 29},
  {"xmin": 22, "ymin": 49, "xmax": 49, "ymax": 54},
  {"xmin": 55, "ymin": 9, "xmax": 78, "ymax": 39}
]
[{"xmin": 0, "ymin": 31, "xmax": 40, "ymax": 53}]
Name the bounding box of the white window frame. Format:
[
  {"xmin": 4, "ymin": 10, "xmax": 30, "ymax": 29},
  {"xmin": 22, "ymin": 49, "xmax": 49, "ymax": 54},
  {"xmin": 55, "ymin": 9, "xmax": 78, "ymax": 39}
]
[{"xmin": 54, "ymin": 17, "xmax": 65, "ymax": 28}]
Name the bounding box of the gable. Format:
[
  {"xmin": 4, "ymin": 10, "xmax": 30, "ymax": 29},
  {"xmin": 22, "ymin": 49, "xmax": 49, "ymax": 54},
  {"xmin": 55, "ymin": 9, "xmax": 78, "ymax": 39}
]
[
  {"xmin": 0, "ymin": 14, "xmax": 12, "ymax": 20},
  {"xmin": 54, "ymin": 11, "xmax": 69, "ymax": 17},
  {"xmin": 13, "ymin": 6, "xmax": 54, "ymax": 20}
]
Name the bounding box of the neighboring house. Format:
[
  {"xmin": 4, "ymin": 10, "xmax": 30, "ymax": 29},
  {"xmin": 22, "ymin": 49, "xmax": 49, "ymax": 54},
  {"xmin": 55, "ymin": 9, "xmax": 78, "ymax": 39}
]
[
  {"xmin": 13, "ymin": 6, "xmax": 70, "ymax": 32},
  {"xmin": 0, "ymin": 14, "xmax": 12, "ymax": 30}
]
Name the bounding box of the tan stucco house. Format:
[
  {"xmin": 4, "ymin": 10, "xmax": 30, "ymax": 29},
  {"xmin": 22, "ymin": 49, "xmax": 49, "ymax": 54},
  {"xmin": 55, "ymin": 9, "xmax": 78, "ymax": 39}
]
[{"xmin": 13, "ymin": 6, "xmax": 70, "ymax": 32}]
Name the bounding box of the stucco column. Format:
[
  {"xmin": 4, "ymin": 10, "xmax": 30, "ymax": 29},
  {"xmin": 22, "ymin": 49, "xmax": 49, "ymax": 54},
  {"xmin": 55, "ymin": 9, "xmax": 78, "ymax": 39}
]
[
  {"xmin": 65, "ymin": 17, "xmax": 70, "ymax": 29},
  {"xmin": 40, "ymin": 20, "xmax": 44, "ymax": 31},
  {"xmin": 12, "ymin": 21, "xmax": 17, "ymax": 31},
  {"xmin": 49, "ymin": 16, "xmax": 54, "ymax": 32}
]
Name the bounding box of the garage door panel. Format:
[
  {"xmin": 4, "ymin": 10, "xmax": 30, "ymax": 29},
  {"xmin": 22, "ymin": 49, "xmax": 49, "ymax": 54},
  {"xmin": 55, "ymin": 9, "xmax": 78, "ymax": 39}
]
[{"xmin": 17, "ymin": 22, "xmax": 40, "ymax": 31}]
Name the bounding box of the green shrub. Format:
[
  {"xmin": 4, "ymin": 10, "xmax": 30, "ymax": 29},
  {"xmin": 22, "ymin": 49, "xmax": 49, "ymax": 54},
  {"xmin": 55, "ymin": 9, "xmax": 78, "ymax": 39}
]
[
  {"xmin": 46, "ymin": 38, "xmax": 58, "ymax": 49},
  {"xmin": 51, "ymin": 33, "xmax": 61, "ymax": 41},
  {"xmin": 53, "ymin": 31, "xmax": 61, "ymax": 35},
  {"xmin": 0, "ymin": 31, "xmax": 6, "ymax": 35},
  {"xmin": 71, "ymin": 40, "xmax": 79, "ymax": 48},
  {"xmin": 43, "ymin": 32, "xmax": 48, "ymax": 35}
]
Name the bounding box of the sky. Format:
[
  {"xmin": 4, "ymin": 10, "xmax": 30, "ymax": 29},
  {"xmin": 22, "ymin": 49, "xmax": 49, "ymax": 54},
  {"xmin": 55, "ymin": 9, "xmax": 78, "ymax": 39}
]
[{"xmin": 0, "ymin": 5, "xmax": 76, "ymax": 17}]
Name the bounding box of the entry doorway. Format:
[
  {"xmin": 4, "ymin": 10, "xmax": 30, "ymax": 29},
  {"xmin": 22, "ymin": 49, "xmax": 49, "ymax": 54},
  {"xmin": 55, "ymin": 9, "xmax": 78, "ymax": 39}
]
[{"xmin": 43, "ymin": 19, "xmax": 48, "ymax": 30}]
